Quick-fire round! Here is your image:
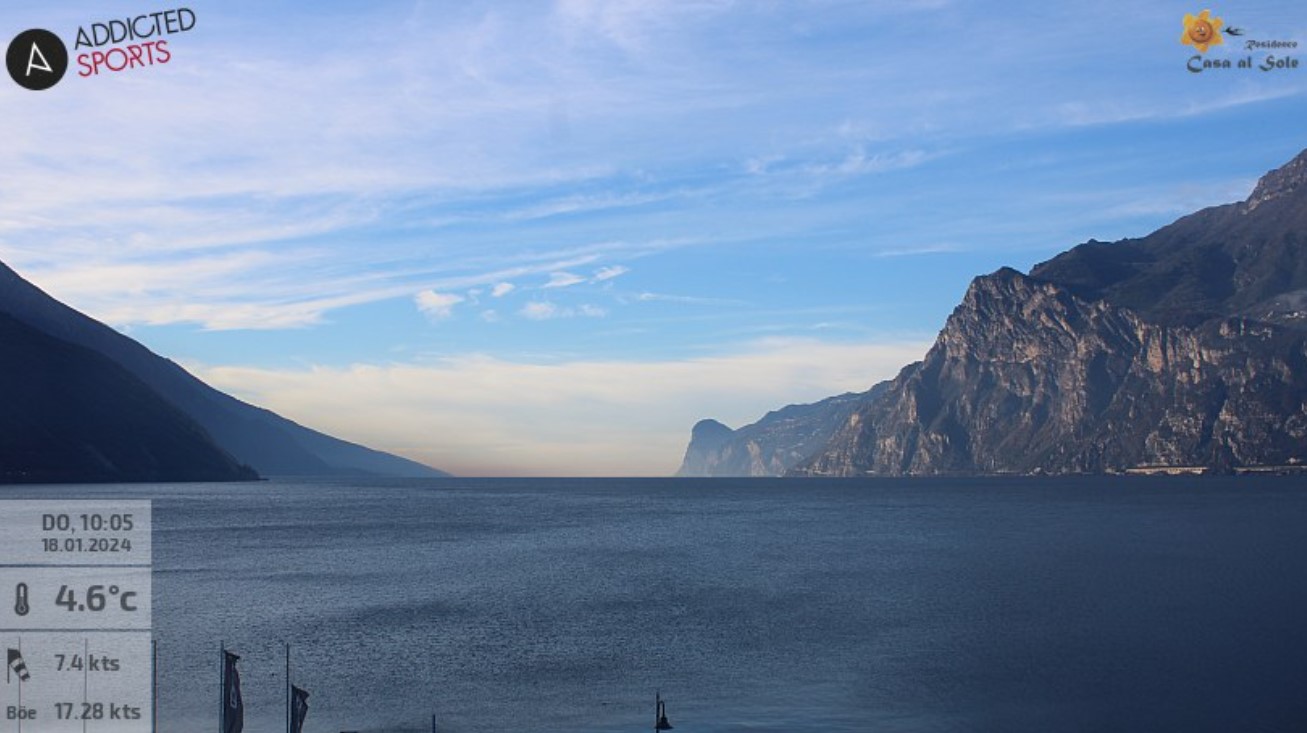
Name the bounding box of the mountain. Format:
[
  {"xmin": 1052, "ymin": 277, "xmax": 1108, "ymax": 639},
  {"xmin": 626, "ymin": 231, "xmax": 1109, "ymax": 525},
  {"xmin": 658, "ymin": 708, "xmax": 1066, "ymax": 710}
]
[
  {"xmin": 677, "ymin": 388, "xmax": 883, "ymax": 477},
  {"xmin": 680, "ymin": 148, "xmax": 1307, "ymax": 477},
  {"xmin": 0, "ymin": 262, "xmax": 447, "ymax": 478},
  {"xmin": 1030, "ymin": 149, "xmax": 1307, "ymax": 329},
  {"xmin": 0, "ymin": 310, "xmax": 257, "ymax": 483},
  {"xmin": 797, "ymin": 268, "xmax": 1307, "ymax": 475}
]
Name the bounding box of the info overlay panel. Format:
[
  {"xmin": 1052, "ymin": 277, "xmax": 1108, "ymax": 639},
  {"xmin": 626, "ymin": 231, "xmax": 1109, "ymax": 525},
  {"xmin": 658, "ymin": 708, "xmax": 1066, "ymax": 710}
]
[{"xmin": 0, "ymin": 502, "xmax": 152, "ymax": 733}]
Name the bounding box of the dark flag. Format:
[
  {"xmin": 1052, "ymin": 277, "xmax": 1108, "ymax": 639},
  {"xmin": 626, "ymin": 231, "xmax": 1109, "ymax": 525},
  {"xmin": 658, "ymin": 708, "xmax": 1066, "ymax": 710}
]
[
  {"xmin": 7, "ymin": 649, "xmax": 30, "ymax": 682},
  {"xmin": 222, "ymin": 651, "xmax": 244, "ymax": 733},
  {"xmin": 655, "ymin": 691, "xmax": 673, "ymax": 731},
  {"xmin": 290, "ymin": 685, "xmax": 310, "ymax": 733}
]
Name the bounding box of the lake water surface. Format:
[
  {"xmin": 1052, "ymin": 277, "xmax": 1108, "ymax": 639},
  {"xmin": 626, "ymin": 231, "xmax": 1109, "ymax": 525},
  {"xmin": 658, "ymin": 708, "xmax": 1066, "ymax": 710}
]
[{"xmin": 5, "ymin": 477, "xmax": 1307, "ymax": 732}]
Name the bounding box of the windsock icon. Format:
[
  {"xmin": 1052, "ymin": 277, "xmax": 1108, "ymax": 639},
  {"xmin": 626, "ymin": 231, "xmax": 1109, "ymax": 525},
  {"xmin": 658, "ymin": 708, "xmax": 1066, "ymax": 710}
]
[{"xmin": 7, "ymin": 648, "xmax": 30, "ymax": 683}]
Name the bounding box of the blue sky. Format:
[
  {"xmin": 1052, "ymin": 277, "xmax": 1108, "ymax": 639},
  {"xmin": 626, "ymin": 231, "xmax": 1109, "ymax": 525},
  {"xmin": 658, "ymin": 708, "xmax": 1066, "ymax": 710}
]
[{"xmin": 1, "ymin": 1, "xmax": 1305, "ymax": 475}]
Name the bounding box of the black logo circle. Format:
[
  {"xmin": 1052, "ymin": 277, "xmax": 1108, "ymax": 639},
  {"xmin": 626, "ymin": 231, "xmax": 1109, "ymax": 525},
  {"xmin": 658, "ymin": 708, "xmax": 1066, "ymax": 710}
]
[{"xmin": 7, "ymin": 29, "xmax": 68, "ymax": 91}]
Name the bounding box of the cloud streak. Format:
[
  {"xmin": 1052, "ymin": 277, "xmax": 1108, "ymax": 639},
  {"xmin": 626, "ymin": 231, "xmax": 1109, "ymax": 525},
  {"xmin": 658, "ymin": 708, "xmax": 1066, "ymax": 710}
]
[
  {"xmin": 544, "ymin": 271, "xmax": 587, "ymax": 289},
  {"xmin": 520, "ymin": 301, "xmax": 607, "ymax": 320},
  {"xmin": 415, "ymin": 290, "xmax": 465, "ymax": 320}
]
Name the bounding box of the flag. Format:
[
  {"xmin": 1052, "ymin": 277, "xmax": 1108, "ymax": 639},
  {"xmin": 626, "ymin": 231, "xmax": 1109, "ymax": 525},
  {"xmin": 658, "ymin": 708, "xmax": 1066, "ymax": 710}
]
[
  {"xmin": 290, "ymin": 685, "xmax": 310, "ymax": 733},
  {"xmin": 7, "ymin": 649, "xmax": 30, "ymax": 682},
  {"xmin": 222, "ymin": 651, "xmax": 244, "ymax": 733}
]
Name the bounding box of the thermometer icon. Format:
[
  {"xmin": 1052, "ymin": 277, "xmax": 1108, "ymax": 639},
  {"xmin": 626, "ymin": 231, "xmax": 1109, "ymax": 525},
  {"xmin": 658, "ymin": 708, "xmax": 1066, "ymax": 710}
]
[{"xmin": 14, "ymin": 583, "xmax": 29, "ymax": 616}]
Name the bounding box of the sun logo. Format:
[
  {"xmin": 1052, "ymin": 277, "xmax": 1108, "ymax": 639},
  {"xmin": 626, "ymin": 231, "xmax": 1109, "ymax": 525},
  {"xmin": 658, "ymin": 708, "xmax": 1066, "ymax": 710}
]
[{"xmin": 1181, "ymin": 10, "xmax": 1225, "ymax": 53}]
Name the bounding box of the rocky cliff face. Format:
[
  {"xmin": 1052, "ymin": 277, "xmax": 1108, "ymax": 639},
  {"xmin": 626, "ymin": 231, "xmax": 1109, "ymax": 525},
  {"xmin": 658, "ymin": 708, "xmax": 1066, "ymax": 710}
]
[
  {"xmin": 681, "ymin": 148, "xmax": 1307, "ymax": 477},
  {"xmin": 677, "ymin": 389, "xmax": 881, "ymax": 477},
  {"xmin": 796, "ymin": 269, "xmax": 1307, "ymax": 475}
]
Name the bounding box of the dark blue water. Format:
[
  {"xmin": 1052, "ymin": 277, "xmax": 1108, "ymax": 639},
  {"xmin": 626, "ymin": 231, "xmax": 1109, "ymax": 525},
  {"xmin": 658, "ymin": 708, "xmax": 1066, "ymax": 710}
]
[{"xmin": 4, "ymin": 477, "xmax": 1307, "ymax": 732}]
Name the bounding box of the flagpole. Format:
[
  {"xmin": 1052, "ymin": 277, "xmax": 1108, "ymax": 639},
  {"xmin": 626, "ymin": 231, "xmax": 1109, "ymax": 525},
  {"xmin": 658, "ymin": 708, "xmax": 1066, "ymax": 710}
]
[
  {"xmin": 219, "ymin": 643, "xmax": 225, "ymax": 733},
  {"xmin": 285, "ymin": 644, "xmax": 291, "ymax": 733},
  {"xmin": 16, "ymin": 639, "xmax": 22, "ymax": 733},
  {"xmin": 151, "ymin": 639, "xmax": 158, "ymax": 733}
]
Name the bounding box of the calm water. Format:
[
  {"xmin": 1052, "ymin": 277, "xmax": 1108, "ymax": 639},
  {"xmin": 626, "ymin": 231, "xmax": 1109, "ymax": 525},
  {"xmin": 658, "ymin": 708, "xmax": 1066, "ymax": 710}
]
[{"xmin": 4, "ymin": 477, "xmax": 1307, "ymax": 732}]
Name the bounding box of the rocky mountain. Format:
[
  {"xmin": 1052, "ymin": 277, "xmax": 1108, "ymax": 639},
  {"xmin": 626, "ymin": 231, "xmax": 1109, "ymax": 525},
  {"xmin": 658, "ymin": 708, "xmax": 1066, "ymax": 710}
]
[
  {"xmin": 0, "ymin": 310, "xmax": 257, "ymax": 483},
  {"xmin": 0, "ymin": 261, "xmax": 447, "ymax": 479},
  {"xmin": 677, "ymin": 388, "xmax": 883, "ymax": 477},
  {"xmin": 1030, "ymin": 150, "xmax": 1307, "ymax": 329},
  {"xmin": 680, "ymin": 148, "xmax": 1307, "ymax": 477},
  {"xmin": 797, "ymin": 268, "xmax": 1307, "ymax": 475}
]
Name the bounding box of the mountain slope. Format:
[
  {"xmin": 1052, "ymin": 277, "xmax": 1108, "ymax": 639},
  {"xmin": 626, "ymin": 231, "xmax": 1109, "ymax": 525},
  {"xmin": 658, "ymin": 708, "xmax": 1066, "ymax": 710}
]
[
  {"xmin": 796, "ymin": 269, "xmax": 1307, "ymax": 475},
  {"xmin": 677, "ymin": 387, "xmax": 884, "ymax": 477},
  {"xmin": 0, "ymin": 311, "xmax": 257, "ymax": 483},
  {"xmin": 1031, "ymin": 149, "xmax": 1307, "ymax": 328},
  {"xmin": 0, "ymin": 262, "xmax": 446, "ymax": 478},
  {"xmin": 680, "ymin": 148, "xmax": 1307, "ymax": 477}
]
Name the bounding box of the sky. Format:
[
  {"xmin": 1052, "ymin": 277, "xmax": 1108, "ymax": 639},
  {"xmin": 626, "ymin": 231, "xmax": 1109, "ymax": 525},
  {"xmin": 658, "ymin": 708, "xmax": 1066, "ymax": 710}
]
[{"xmin": 1, "ymin": 1, "xmax": 1305, "ymax": 476}]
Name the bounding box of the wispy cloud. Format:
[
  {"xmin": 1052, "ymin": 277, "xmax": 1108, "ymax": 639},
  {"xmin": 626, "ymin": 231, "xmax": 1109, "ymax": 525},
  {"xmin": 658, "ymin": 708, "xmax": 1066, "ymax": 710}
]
[
  {"xmin": 552, "ymin": 0, "xmax": 738, "ymax": 55},
  {"xmin": 503, "ymin": 191, "xmax": 677, "ymax": 221},
  {"xmin": 537, "ymin": 264, "xmax": 631, "ymax": 292},
  {"xmin": 8, "ymin": 239, "xmax": 658, "ymax": 330},
  {"xmin": 543, "ymin": 271, "xmax": 588, "ymax": 289},
  {"xmin": 804, "ymin": 147, "xmax": 937, "ymax": 179},
  {"xmin": 415, "ymin": 290, "xmax": 466, "ymax": 320},
  {"xmin": 593, "ymin": 265, "xmax": 630, "ymax": 282},
  {"xmin": 1053, "ymin": 86, "xmax": 1307, "ymax": 128},
  {"xmin": 873, "ymin": 243, "xmax": 965, "ymax": 258},
  {"xmin": 521, "ymin": 302, "xmax": 561, "ymax": 320},
  {"xmin": 633, "ymin": 292, "xmax": 748, "ymax": 306},
  {"xmin": 520, "ymin": 301, "xmax": 607, "ymax": 320}
]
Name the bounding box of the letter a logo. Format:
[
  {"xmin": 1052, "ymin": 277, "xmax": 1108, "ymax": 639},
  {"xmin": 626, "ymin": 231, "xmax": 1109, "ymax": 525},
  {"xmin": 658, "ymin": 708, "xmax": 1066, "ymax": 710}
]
[
  {"xmin": 6, "ymin": 29, "xmax": 68, "ymax": 90},
  {"xmin": 27, "ymin": 42, "xmax": 54, "ymax": 76}
]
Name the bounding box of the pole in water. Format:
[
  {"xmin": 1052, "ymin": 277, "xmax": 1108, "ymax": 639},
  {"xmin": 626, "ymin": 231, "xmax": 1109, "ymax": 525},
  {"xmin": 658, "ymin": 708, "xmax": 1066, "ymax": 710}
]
[
  {"xmin": 218, "ymin": 643, "xmax": 225, "ymax": 733},
  {"xmin": 151, "ymin": 640, "xmax": 158, "ymax": 733},
  {"xmin": 655, "ymin": 690, "xmax": 674, "ymax": 731}
]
